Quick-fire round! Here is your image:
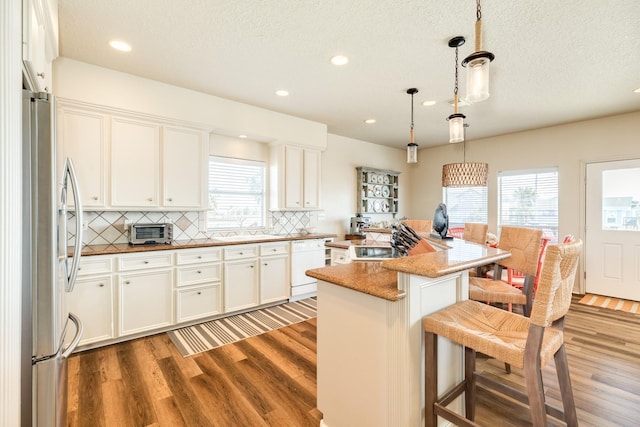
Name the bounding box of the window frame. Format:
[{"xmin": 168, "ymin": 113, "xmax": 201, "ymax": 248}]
[
  {"xmin": 497, "ymin": 167, "xmax": 559, "ymax": 242},
  {"xmin": 207, "ymin": 156, "xmax": 267, "ymax": 231}
]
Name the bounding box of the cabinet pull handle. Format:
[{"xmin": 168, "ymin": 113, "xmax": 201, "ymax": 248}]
[
  {"xmin": 250, "ymin": 265, "xmax": 254, "ymax": 268},
  {"xmin": 92, "ymin": 196, "xmax": 98, "ymax": 200},
  {"xmin": 99, "ymin": 283, "xmax": 104, "ymax": 287},
  {"xmin": 144, "ymin": 260, "xmax": 149, "ymax": 264},
  {"xmin": 167, "ymin": 198, "xmax": 173, "ymax": 202},
  {"xmin": 197, "ymin": 255, "xmax": 202, "ymax": 259},
  {"xmin": 147, "ymin": 198, "xmax": 153, "ymax": 202},
  {"xmin": 125, "ymin": 280, "xmax": 130, "ymax": 284},
  {"xmin": 197, "ymin": 270, "xmax": 202, "ymax": 274},
  {"xmin": 197, "ymin": 291, "xmax": 202, "ymax": 295},
  {"xmin": 272, "ymin": 248, "xmax": 277, "ymax": 251},
  {"xmin": 239, "ymin": 252, "xmax": 243, "ymax": 255},
  {"xmin": 263, "ymin": 263, "xmax": 268, "ymax": 266}
]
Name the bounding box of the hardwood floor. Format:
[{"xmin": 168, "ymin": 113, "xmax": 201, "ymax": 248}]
[{"xmin": 67, "ymin": 296, "xmax": 640, "ymax": 426}]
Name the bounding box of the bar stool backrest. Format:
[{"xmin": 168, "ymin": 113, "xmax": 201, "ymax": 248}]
[{"xmin": 496, "ymin": 226, "xmax": 543, "ymax": 278}]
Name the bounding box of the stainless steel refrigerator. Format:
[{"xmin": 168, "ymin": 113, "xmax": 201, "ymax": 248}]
[{"xmin": 21, "ymin": 90, "xmax": 84, "ymax": 427}]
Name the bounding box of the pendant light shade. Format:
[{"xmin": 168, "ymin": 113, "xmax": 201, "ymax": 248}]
[
  {"xmin": 406, "ymin": 88, "xmax": 419, "ymax": 163},
  {"xmin": 442, "ymin": 162, "xmax": 488, "ymax": 187},
  {"xmin": 462, "ymin": 0, "xmax": 495, "ymax": 103},
  {"xmin": 447, "ymin": 36, "xmax": 466, "ymax": 143}
]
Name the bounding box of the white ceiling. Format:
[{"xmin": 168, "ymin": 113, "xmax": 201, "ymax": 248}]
[{"xmin": 57, "ymin": 0, "xmax": 640, "ymax": 149}]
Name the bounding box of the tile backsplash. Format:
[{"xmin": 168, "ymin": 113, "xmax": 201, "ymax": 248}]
[{"xmin": 68, "ymin": 210, "xmax": 320, "ymax": 246}]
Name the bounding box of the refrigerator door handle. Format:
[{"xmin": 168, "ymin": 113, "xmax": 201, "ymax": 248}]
[
  {"xmin": 61, "ymin": 158, "xmax": 83, "ymax": 292},
  {"xmin": 60, "ymin": 313, "xmax": 83, "ymax": 359}
]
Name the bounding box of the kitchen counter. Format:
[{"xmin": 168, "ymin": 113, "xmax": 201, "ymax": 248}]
[
  {"xmin": 76, "ymin": 233, "xmax": 337, "ymax": 256},
  {"xmin": 314, "ymin": 237, "xmax": 510, "ymax": 427}
]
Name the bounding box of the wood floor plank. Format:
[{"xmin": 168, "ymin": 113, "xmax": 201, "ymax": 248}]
[
  {"xmin": 130, "ymin": 338, "xmax": 172, "ymax": 401},
  {"xmin": 68, "ymin": 297, "xmax": 640, "ymax": 426}
]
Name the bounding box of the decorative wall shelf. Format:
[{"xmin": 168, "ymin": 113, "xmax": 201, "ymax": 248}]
[{"xmin": 356, "ymin": 167, "xmax": 399, "ymax": 216}]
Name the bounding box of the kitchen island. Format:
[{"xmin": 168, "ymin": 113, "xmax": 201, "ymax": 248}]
[{"xmin": 306, "ymin": 238, "xmax": 509, "ymax": 427}]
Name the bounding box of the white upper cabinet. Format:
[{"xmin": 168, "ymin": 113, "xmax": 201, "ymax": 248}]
[
  {"xmin": 162, "ymin": 126, "xmax": 206, "ymax": 208},
  {"xmin": 270, "ymin": 145, "xmax": 322, "ymax": 211},
  {"xmin": 22, "ymin": 0, "xmax": 58, "ymax": 93},
  {"xmin": 55, "ymin": 101, "xmax": 209, "ymax": 211},
  {"xmin": 111, "ymin": 117, "xmax": 160, "ymax": 208},
  {"xmin": 57, "ymin": 107, "xmax": 107, "ymax": 208}
]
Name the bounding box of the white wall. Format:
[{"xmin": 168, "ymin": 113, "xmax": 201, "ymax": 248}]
[
  {"xmin": 321, "ymin": 134, "xmax": 412, "ymax": 237},
  {"xmin": 409, "ymin": 111, "xmax": 640, "ymax": 291},
  {"xmin": 53, "ymin": 58, "xmax": 328, "ymax": 150}
]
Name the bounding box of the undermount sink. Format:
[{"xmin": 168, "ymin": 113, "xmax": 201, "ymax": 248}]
[{"xmin": 215, "ymin": 234, "xmax": 283, "ymax": 242}]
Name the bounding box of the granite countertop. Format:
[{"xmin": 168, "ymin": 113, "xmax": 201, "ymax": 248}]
[
  {"xmin": 308, "ymin": 237, "xmax": 510, "ymax": 302},
  {"xmin": 78, "ymin": 233, "xmax": 337, "ymax": 256},
  {"xmin": 305, "ymin": 262, "xmax": 402, "ymax": 301}
]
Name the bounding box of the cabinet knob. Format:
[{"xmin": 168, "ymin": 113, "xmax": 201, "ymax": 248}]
[
  {"xmin": 197, "ymin": 291, "xmax": 202, "ymax": 295},
  {"xmin": 92, "ymin": 196, "xmax": 98, "ymax": 201},
  {"xmin": 197, "ymin": 270, "xmax": 202, "ymax": 274},
  {"xmin": 37, "ymin": 72, "xmax": 45, "ymax": 78},
  {"xmin": 239, "ymin": 252, "xmax": 243, "ymax": 255},
  {"xmin": 125, "ymin": 280, "xmax": 131, "ymax": 284},
  {"xmin": 144, "ymin": 260, "xmax": 149, "ymax": 264},
  {"xmin": 99, "ymin": 283, "xmax": 105, "ymax": 287},
  {"xmin": 167, "ymin": 198, "xmax": 173, "ymax": 202},
  {"xmin": 78, "ymin": 267, "xmax": 82, "ymax": 270},
  {"xmin": 197, "ymin": 255, "xmax": 202, "ymax": 259},
  {"xmin": 272, "ymin": 248, "xmax": 277, "ymax": 252},
  {"xmin": 147, "ymin": 198, "xmax": 153, "ymax": 202},
  {"xmin": 263, "ymin": 263, "xmax": 268, "ymax": 266},
  {"xmin": 250, "ymin": 265, "xmax": 254, "ymax": 268}
]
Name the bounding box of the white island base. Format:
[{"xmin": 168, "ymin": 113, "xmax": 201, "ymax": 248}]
[{"xmin": 317, "ymin": 270, "xmax": 468, "ymax": 427}]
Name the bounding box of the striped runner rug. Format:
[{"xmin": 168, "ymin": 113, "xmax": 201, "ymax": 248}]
[
  {"xmin": 578, "ymin": 294, "xmax": 640, "ymax": 314},
  {"xmin": 167, "ymin": 297, "xmax": 317, "ymax": 357}
]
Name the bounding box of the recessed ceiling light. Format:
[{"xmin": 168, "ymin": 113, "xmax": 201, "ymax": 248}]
[
  {"xmin": 239, "ymin": 134, "xmax": 247, "ymax": 139},
  {"xmin": 109, "ymin": 40, "xmax": 132, "ymax": 52},
  {"xmin": 330, "ymin": 55, "xmax": 349, "ymax": 66},
  {"xmin": 422, "ymin": 100, "xmax": 436, "ymax": 106},
  {"xmin": 634, "ymin": 87, "xmax": 640, "ymax": 93},
  {"xmin": 275, "ymin": 90, "xmax": 289, "ymax": 97},
  {"xmin": 364, "ymin": 119, "xmax": 376, "ymax": 124}
]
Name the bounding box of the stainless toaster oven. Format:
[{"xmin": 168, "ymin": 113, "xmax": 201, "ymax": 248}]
[{"xmin": 128, "ymin": 223, "xmax": 173, "ymax": 245}]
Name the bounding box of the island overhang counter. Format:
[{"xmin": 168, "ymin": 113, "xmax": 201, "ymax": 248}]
[{"xmin": 305, "ymin": 238, "xmax": 510, "ymax": 427}]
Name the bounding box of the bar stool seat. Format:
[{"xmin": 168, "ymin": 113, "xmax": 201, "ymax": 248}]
[{"xmin": 423, "ymin": 239, "xmax": 582, "ymax": 427}]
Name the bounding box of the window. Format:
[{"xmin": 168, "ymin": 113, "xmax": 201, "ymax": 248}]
[
  {"xmin": 208, "ymin": 156, "xmax": 266, "ymax": 230},
  {"xmin": 498, "ymin": 167, "xmax": 558, "ymax": 242},
  {"xmin": 443, "ymin": 186, "xmax": 488, "ymax": 227}
]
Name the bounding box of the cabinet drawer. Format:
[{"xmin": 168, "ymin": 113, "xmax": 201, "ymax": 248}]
[
  {"xmin": 118, "ymin": 252, "xmax": 173, "ymax": 271},
  {"xmin": 260, "ymin": 242, "xmax": 290, "ymax": 256},
  {"xmin": 224, "ymin": 244, "xmax": 259, "ymax": 260},
  {"xmin": 176, "ymin": 264, "xmax": 222, "ymax": 287},
  {"xmin": 176, "ymin": 284, "xmax": 221, "ymax": 323},
  {"xmin": 331, "ymin": 248, "xmax": 350, "ymax": 265},
  {"xmin": 176, "ymin": 248, "xmax": 222, "ymax": 265},
  {"xmin": 77, "ymin": 256, "xmax": 113, "ymax": 276}
]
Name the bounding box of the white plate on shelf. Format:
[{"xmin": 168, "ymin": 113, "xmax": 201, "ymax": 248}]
[
  {"xmin": 383, "ymin": 175, "xmax": 390, "ymax": 184},
  {"xmin": 369, "ymin": 173, "xmax": 378, "ymax": 183},
  {"xmin": 373, "ymin": 200, "xmax": 381, "ymax": 212},
  {"xmin": 382, "ymin": 186, "xmax": 390, "ymax": 197},
  {"xmin": 367, "ymin": 201, "xmax": 373, "ymax": 212},
  {"xmin": 377, "ymin": 174, "xmax": 384, "ymax": 184},
  {"xmin": 367, "ymin": 187, "xmax": 374, "ymax": 197},
  {"xmin": 381, "ymin": 200, "xmax": 390, "ymax": 212},
  {"xmin": 373, "ymin": 185, "xmax": 382, "ymax": 197}
]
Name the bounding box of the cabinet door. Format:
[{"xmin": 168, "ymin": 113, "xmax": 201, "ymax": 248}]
[
  {"xmin": 119, "ymin": 269, "xmax": 173, "ymax": 336},
  {"xmin": 111, "ymin": 117, "xmax": 160, "ymax": 207},
  {"xmin": 284, "ymin": 146, "xmax": 303, "ymax": 209},
  {"xmin": 224, "ymin": 259, "xmax": 259, "ymax": 312},
  {"xmin": 303, "ymin": 149, "xmax": 321, "ymax": 209},
  {"xmin": 162, "ymin": 126, "xmax": 205, "ymax": 208},
  {"xmin": 22, "ymin": 0, "xmax": 54, "ymax": 93},
  {"xmin": 58, "ymin": 109, "xmax": 107, "ymax": 207},
  {"xmin": 65, "ymin": 276, "xmax": 114, "ymax": 346},
  {"xmin": 260, "ymin": 255, "xmax": 290, "ymax": 304}
]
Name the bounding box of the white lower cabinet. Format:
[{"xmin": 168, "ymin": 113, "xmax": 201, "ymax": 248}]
[
  {"xmin": 67, "ymin": 275, "xmax": 114, "ymax": 346},
  {"xmin": 331, "ymin": 247, "xmax": 351, "ymax": 265},
  {"xmin": 259, "ymin": 241, "xmax": 290, "ymax": 304},
  {"xmin": 175, "ymin": 247, "xmax": 222, "ymax": 323},
  {"xmin": 224, "ymin": 258, "xmax": 260, "ymax": 312},
  {"xmin": 176, "ymin": 284, "xmax": 221, "ymax": 323},
  {"xmin": 118, "ymin": 269, "xmax": 173, "ymax": 336}
]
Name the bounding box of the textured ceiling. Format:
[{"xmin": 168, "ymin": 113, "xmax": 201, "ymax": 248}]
[{"xmin": 57, "ymin": 0, "xmax": 640, "ymax": 149}]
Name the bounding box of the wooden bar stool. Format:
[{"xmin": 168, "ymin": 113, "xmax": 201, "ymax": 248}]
[
  {"xmin": 469, "ymin": 226, "xmax": 543, "ymax": 317},
  {"xmin": 423, "ymin": 238, "xmax": 582, "ymax": 427},
  {"xmin": 462, "ymin": 222, "xmax": 488, "ymax": 245}
]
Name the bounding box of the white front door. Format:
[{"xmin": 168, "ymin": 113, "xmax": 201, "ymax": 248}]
[{"xmin": 585, "ymin": 159, "xmax": 640, "ymax": 301}]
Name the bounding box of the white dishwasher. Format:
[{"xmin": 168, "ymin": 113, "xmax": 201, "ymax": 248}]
[{"xmin": 290, "ymin": 239, "xmax": 326, "ymax": 301}]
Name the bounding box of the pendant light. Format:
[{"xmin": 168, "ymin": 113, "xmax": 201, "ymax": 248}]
[
  {"xmin": 442, "ymin": 125, "xmax": 488, "ymax": 187},
  {"xmin": 447, "ymin": 36, "xmax": 466, "ymax": 143},
  {"xmin": 406, "ymin": 88, "xmax": 418, "ymax": 163},
  {"xmin": 462, "ymin": 0, "xmax": 495, "ymax": 103}
]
